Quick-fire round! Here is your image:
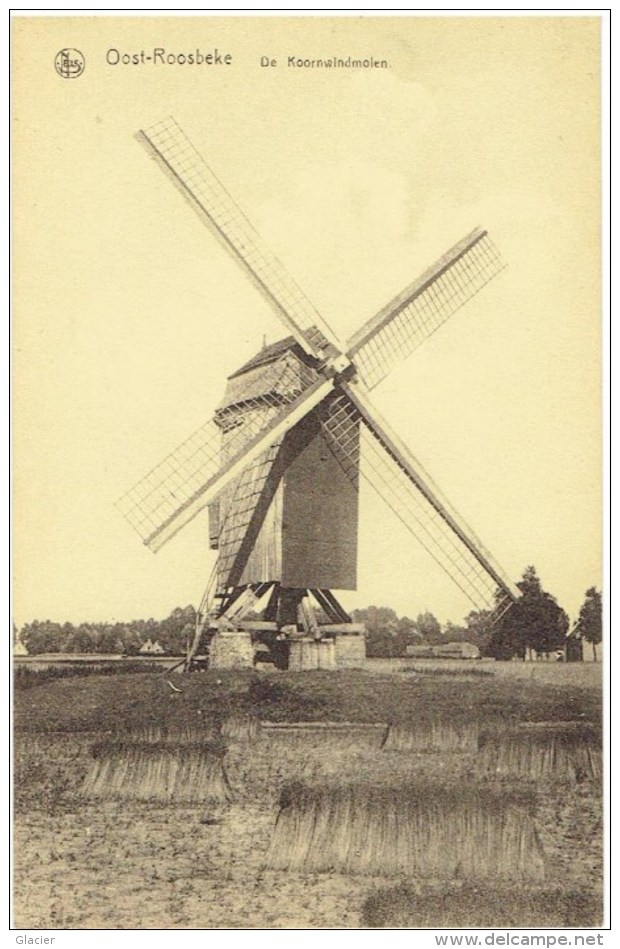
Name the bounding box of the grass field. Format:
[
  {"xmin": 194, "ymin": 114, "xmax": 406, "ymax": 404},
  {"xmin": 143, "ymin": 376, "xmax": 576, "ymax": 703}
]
[{"xmin": 13, "ymin": 660, "xmax": 603, "ymax": 929}]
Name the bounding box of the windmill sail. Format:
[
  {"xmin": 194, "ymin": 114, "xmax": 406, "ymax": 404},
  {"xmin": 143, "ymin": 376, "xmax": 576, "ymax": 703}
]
[
  {"xmin": 117, "ymin": 355, "xmax": 332, "ymax": 552},
  {"xmin": 346, "ymin": 229, "xmax": 505, "ymax": 390},
  {"xmin": 318, "ymin": 383, "xmax": 519, "ymax": 611},
  {"xmin": 138, "ymin": 118, "xmax": 338, "ymax": 360},
  {"xmin": 124, "ymin": 118, "xmax": 520, "ymax": 624}
]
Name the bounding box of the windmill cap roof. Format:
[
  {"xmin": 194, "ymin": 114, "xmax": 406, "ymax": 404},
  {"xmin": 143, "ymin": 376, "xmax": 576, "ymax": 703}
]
[{"xmin": 228, "ymin": 335, "xmax": 305, "ymax": 379}]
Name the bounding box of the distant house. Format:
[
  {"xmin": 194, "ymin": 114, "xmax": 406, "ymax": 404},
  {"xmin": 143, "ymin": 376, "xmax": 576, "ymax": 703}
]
[
  {"xmin": 139, "ymin": 638, "xmax": 165, "ymax": 655},
  {"xmin": 13, "ymin": 639, "xmax": 28, "ymax": 657},
  {"xmin": 405, "ymin": 641, "xmax": 480, "ymax": 660}
]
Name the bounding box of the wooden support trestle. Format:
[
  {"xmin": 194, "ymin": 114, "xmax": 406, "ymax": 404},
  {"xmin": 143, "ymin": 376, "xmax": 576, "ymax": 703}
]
[{"xmin": 184, "ymin": 578, "xmax": 356, "ymax": 671}]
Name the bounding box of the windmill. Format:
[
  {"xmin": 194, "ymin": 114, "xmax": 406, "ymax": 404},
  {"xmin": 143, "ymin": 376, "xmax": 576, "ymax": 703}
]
[{"xmin": 118, "ymin": 117, "xmax": 521, "ymax": 671}]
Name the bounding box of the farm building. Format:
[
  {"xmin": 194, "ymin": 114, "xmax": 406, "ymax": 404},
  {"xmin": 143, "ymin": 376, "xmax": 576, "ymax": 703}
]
[
  {"xmin": 406, "ymin": 644, "xmax": 434, "ymax": 659},
  {"xmin": 405, "ymin": 641, "xmax": 480, "ymax": 660},
  {"xmin": 440, "ymin": 641, "xmax": 480, "ymax": 659},
  {"xmin": 139, "ymin": 639, "xmax": 165, "ymax": 655}
]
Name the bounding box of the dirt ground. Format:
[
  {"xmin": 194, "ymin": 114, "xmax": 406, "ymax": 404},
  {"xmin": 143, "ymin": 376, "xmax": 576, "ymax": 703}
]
[
  {"xmin": 14, "ymin": 802, "xmax": 368, "ymax": 929},
  {"xmin": 13, "ymin": 717, "xmax": 603, "ymax": 929}
]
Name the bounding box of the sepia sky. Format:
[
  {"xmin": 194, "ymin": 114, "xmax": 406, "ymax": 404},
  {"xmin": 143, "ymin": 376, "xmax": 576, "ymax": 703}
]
[{"xmin": 13, "ymin": 15, "xmax": 602, "ymax": 627}]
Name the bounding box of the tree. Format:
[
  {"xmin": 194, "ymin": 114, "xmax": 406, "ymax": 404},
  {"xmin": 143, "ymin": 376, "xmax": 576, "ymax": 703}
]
[
  {"xmin": 21, "ymin": 620, "xmax": 65, "ymax": 655},
  {"xmin": 464, "ymin": 609, "xmax": 494, "ymax": 655},
  {"xmin": 350, "ymin": 606, "xmax": 445, "ymax": 657},
  {"xmin": 122, "ymin": 626, "xmax": 142, "ymax": 655},
  {"xmin": 157, "ymin": 605, "xmax": 196, "ymax": 654},
  {"xmin": 351, "ymin": 606, "xmax": 401, "ymax": 657},
  {"xmin": 442, "ymin": 611, "xmax": 494, "ymax": 654},
  {"xmin": 577, "ymin": 587, "xmax": 602, "ymax": 661},
  {"xmin": 64, "ymin": 627, "xmax": 95, "ymax": 653},
  {"xmin": 98, "ymin": 626, "xmax": 125, "ymax": 654},
  {"xmin": 488, "ymin": 566, "xmax": 569, "ymax": 660},
  {"xmin": 413, "ymin": 611, "xmax": 443, "ymax": 645},
  {"xmin": 391, "ymin": 616, "xmax": 424, "ymax": 656}
]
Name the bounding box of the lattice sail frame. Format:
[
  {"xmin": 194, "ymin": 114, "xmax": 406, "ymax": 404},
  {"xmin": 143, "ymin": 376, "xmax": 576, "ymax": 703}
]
[
  {"xmin": 318, "ymin": 388, "xmax": 513, "ymax": 612},
  {"xmin": 347, "ymin": 230, "xmax": 505, "ymax": 390},
  {"xmin": 138, "ymin": 118, "xmax": 338, "ymax": 359},
  {"xmin": 116, "ymin": 356, "xmax": 319, "ymax": 547}
]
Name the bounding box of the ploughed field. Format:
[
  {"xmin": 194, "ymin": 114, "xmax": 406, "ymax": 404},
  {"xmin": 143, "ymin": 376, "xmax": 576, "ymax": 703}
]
[{"xmin": 13, "ymin": 662, "xmax": 603, "ymax": 929}]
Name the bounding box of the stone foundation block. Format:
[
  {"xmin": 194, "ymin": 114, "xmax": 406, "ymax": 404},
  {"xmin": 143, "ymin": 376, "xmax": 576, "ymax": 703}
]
[
  {"xmin": 335, "ymin": 632, "xmax": 367, "ymax": 668},
  {"xmin": 209, "ymin": 630, "xmax": 254, "ymax": 669}
]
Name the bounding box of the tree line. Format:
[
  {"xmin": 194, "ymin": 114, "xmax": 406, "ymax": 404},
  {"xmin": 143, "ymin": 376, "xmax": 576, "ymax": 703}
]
[
  {"xmin": 353, "ymin": 567, "xmax": 602, "ymax": 660},
  {"xmin": 17, "ymin": 606, "xmax": 196, "ymax": 656},
  {"xmin": 15, "ymin": 567, "xmax": 601, "ymax": 660}
]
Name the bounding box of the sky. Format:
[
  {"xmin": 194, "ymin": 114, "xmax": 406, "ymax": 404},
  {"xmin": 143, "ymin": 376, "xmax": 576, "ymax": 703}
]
[{"xmin": 13, "ymin": 15, "xmax": 602, "ymax": 627}]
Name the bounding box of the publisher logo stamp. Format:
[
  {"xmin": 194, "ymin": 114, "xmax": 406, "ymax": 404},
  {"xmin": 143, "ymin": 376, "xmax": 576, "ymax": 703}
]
[{"xmin": 54, "ymin": 49, "xmax": 85, "ymax": 79}]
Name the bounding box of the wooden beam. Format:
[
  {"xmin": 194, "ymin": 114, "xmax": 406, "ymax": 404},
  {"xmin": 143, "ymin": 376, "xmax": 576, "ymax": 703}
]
[
  {"xmin": 315, "ymin": 588, "xmax": 351, "ymax": 624},
  {"xmin": 346, "ymin": 228, "xmax": 487, "ymax": 357},
  {"xmin": 310, "ymin": 588, "xmax": 337, "ymax": 622},
  {"xmin": 217, "ymin": 585, "xmax": 246, "ymax": 618},
  {"xmin": 185, "ymin": 620, "xmax": 207, "ymax": 668},
  {"xmin": 263, "ymin": 583, "xmax": 281, "ymax": 622},
  {"xmin": 299, "ymin": 595, "xmax": 320, "ymax": 635},
  {"xmin": 222, "ymin": 582, "xmax": 273, "ymax": 623},
  {"xmin": 137, "ymin": 128, "xmax": 329, "ymax": 362}
]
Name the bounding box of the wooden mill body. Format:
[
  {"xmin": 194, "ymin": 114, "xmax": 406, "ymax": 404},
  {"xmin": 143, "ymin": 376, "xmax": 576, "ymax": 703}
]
[{"xmin": 208, "ymin": 338, "xmax": 360, "ymax": 596}]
